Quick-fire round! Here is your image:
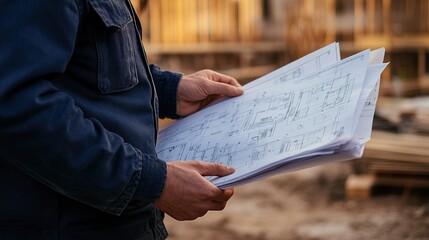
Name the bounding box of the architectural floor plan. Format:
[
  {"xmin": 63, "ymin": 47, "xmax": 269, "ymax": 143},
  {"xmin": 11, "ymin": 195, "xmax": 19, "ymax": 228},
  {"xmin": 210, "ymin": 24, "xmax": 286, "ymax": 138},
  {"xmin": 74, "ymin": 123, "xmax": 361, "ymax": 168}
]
[{"xmin": 156, "ymin": 43, "xmax": 388, "ymax": 188}]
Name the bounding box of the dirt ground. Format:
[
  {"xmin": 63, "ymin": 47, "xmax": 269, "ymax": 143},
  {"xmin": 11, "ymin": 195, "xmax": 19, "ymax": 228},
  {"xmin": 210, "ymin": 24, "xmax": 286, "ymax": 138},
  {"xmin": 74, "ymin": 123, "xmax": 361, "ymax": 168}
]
[{"xmin": 163, "ymin": 161, "xmax": 429, "ymax": 240}]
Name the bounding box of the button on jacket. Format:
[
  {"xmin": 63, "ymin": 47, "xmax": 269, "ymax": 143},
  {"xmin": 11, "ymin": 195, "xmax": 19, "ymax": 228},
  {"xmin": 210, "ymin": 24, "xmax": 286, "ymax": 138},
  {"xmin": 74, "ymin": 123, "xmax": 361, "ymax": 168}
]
[{"xmin": 0, "ymin": 0, "xmax": 181, "ymax": 239}]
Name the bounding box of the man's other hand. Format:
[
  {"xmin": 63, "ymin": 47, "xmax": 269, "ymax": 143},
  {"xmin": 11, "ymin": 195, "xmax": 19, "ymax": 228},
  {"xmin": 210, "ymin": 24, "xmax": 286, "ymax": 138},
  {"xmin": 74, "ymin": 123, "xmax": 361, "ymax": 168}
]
[
  {"xmin": 176, "ymin": 70, "xmax": 244, "ymax": 117},
  {"xmin": 154, "ymin": 161, "xmax": 235, "ymax": 221}
]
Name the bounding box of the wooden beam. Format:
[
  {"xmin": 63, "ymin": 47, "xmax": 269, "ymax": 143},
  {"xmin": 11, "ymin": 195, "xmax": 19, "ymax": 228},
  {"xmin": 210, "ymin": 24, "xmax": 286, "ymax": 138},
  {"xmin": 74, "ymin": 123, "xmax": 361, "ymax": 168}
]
[
  {"xmin": 145, "ymin": 42, "xmax": 286, "ymax": 55},
  {"xmin": 418, "ymin": 48, "xmax": 427, "ymax": 90}
]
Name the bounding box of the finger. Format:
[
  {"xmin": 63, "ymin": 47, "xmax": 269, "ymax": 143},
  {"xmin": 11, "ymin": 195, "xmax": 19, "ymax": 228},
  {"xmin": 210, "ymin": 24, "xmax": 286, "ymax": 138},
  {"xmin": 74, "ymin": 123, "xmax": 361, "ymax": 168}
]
[
  {"xmin": 177, "ymin": 209, "xmax": 208, "ymax": 221},
  {"xmin": 193, "ymin": 161, "xmax": 235, "ymax": 177},
  {"xmin": 208, "ymin": 201, "xmax": 228, "ymax": 211},
  {"xmin": 204, "ymin": 80, "xmax": 244, "ymax": 97},
  {"xmin": 211, "ymin": 188, "xmax": 234, "ymax": 203},
  {"xmin": 209, "ymin": 190, "xmax": 234, "ymax": 210},
  {"xmin": 208, "ymin": 71, "xmax": 242, "ymax": 88},
  {"xmin": 224, "ymin": 188, "xmax": 234, "ymax": 199}
]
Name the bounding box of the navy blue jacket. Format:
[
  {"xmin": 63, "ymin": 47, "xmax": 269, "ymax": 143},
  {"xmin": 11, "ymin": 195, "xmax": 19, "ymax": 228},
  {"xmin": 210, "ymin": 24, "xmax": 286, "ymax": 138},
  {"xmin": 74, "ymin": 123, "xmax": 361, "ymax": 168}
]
[{"xmin": 0, "ymin": 0, "xmax": 181, "ymax": 239}]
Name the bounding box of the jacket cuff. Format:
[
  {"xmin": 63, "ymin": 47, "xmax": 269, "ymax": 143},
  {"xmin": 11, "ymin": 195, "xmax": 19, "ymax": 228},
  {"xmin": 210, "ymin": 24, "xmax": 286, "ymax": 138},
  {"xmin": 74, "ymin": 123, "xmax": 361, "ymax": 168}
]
[
  {"xmin": 103, "ymin": 149, "xmax": 166, "ymax": 215},
  {"xmin": 131, "ymin": 153, "xmax": 167, "ymax": 205},
  {"xmin": 149, "ymin": 64, "xmax": 182, "ymax": 119}
]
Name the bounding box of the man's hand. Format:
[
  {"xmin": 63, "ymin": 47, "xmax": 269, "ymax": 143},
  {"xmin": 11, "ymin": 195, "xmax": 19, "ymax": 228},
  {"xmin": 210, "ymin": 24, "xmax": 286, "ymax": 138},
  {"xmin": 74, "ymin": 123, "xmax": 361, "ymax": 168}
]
[
  {"xmin": 177, "ymin": 69, "xmax": 244, "ymax": 117},
  {"xmin": 154, "ymin": 161, "xmax": 235, "ymax": 221}
]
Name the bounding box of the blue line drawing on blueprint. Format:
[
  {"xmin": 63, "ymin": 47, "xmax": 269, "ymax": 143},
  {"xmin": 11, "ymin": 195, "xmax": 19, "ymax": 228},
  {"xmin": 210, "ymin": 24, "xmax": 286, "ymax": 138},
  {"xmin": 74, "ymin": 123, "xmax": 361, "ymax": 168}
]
[{"xmin": 156, "ymin": 49, "xmax": 368, "ymax": 172}]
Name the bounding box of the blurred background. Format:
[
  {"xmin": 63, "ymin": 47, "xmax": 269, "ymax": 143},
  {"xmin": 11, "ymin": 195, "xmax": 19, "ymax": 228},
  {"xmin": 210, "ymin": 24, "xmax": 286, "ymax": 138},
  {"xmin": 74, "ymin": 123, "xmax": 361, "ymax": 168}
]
[{"xmin": 132, "ymin": 1, "xmax": 429, "ymax": 239}]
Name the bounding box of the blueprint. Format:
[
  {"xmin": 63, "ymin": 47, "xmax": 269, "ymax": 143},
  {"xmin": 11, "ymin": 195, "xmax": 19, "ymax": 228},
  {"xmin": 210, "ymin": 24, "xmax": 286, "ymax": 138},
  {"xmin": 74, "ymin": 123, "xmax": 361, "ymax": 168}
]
[
  {"xmin": 156, "ymin": 43, "xmax": 388, "ymax": 188},
  {"xmin": 243, "ymin": 42, "xmax": 340, "ymax": 91}
]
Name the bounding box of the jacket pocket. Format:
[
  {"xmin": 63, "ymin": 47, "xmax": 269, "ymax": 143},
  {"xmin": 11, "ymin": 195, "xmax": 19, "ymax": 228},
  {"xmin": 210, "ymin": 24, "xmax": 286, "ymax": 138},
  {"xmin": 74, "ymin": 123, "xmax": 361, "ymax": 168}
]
[{"xmin": 89, "ymin": 0, "xmax": 138, "ymax": 94}]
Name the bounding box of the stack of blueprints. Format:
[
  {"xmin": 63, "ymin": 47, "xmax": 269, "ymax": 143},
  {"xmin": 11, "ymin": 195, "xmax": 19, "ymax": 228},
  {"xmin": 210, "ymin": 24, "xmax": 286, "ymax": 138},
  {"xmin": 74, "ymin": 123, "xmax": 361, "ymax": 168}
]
[{"xmin": 156, "ymin": 43, "xmax": 389, "ymax": 189}]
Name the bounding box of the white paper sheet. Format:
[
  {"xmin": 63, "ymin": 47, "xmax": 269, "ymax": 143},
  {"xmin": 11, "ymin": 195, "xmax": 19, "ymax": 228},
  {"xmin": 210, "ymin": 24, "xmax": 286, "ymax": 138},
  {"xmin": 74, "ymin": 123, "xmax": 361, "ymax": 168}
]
[{"xmin": 156, "ymin": 43, "xmax": 388, "ymax": 188}]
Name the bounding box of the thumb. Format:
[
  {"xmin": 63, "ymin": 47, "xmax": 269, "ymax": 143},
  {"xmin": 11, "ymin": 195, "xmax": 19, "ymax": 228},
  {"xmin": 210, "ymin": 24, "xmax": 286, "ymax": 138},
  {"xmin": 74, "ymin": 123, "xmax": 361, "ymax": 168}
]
[
  {"xmin": 195, "ymin": 162, "xmax": 235, "ymax": 177},
  {"xmin": 204, "ymin": 81, "xmax": 244, "ymax": 97}
]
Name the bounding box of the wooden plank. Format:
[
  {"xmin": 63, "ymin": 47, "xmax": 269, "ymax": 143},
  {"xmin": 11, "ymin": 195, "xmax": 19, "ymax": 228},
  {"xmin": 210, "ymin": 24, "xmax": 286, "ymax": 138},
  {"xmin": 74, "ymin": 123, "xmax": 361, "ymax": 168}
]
[
  {"xmin": 354, "ymin": 0, "xmax": 364, "ymax": 40},
  {"xmin": 197, "ymin": 0, "xmax": 210, "ymax": 43},
  {"xmin": 176, "ymin": 0, "xmax": 184, "ymax": 43},
  {"xmin": 382, "ymin": 0, "xmax": 391, "ymax": 36},
  {"xmin": 367, "ymin": 137, "xmax": 429, "ymax": 150},
  {"xmin": 363, "ymin": 150, "xmax": 429, "ymax": 165},
  {"xmin": 346, "ymin": 174, "xmax": 375, "ymax": 199},
  {"xmin": 371, "ymin": 130, "xmax": 429, "ymax": 147},
  {"xmin": 221, "ymin": 0, "xmax": 228, "ymax": 41},
  {"xmin": 254, "ymin": 0, "xmax": 263, "ymax": 41},
  {"xmin": 238, "ymin": 0, "xmax": 251, "ymax": 41},
  {"xmin": 346, "ymin": 173, "xmax": 429, "ymax": 199},
  {"xmin": 148, "ymin": 0, "xmax": 162, "ymax": 43},
  {"xmin": 364, "ymin": 143, "xmax": 429, "ymax": 162},
  {"xmin": 208, "ymin": 0, "xmax": 218, "ymax": 41},
  {"xmin": 356, "ymin": 130, "xmax": 429, "ymax": 198},
  {"xmin": 187, "ymin": 0, "xmax": 198, "ymax": 43},
  {"xmin": 368, "ymin": 135, "xmax": 429, "ymax": 151},
  {"xmin": 405, "ymin": 0, "xmax": 416, "ymax": 33},
  {"xmin": 169, "ymin": 0, "xmax": 177, "ymax": 43},
  {"xmin": 365, "ymin": 157, "xmax": 429, "ymax": 174},
  {"xmin": 375, "ymin": 173, "xmax": 429, "ymax": 188},
  {"xmin": 145, "ymin": 41, "xmax": 286, "ymax": 55},
  {"xmin": 363, "ymin": 131, "xmax": 429, "ymax": 175},
  {"xmin": 230, "ymin": 0, "xmax": 239, "ymax": 41},
  {"xmin": 160, "ymin": 0, "xmax": 168, "ymax": 43},
  {"xmin": 144, "ymin": 0, "xmax": 266, "ymax": 44},
  {"xmin": 367, "ymin": 0, "xmax": 376, "ymax": 34},
  {"xmin": 325, "ymin": 0, "xmax": 336, "ymax": 44},
  {"xmin": 224, "ymin": 0, "xmax": 234, "ymax": 41},
  {"xmin": 219, "ymin": 0, "xmax": 225, "ymax": 41}
]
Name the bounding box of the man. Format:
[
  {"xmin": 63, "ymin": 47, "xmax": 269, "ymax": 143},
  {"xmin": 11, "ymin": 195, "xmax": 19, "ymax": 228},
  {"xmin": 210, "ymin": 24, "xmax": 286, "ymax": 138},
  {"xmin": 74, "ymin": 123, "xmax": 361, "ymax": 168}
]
[{"xmin": 0, "ymin": 0, "xmax": 243, "ymax": 239}]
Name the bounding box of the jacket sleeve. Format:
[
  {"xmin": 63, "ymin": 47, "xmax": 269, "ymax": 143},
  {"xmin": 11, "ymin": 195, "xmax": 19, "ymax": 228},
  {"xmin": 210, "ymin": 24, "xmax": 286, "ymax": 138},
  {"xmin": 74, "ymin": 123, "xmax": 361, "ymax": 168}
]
[
  {"xmin": 0, "ymin": 0, "xmax": 165, "ymax": 216},
  {"xmin": 149, "ymin": 64, "xmax": 183, "ymax": 119}
]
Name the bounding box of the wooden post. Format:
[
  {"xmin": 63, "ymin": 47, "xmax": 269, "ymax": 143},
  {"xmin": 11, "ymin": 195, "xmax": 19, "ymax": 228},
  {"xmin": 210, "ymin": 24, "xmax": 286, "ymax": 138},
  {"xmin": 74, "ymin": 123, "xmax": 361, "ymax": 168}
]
[
  {"xmin": 238, "ymin": 0, "xmax": 251, "ymax": 42},
  {"xmin": 253, "ymin": 0, "xmax": 263, "ymax": 42},
  {"xmin": 354, "ymin": 0, "xmax": 364, "ymax": 41},
  {"xmin": 382, "ymin": 0, "xmax": 391, "ymax": 36},
  {"xmin": 148, "ymin": 0, "xmax": 161, "ymax": 43},
  {"xmin": 367, "ymin": 0, "xmax": 376, "ymax": 34},
  {"xmin": 176, "ymin": 0, "xmax": 183, "ymax": 43},
  {"xmin": 197, "ymin": 0, "xmax": 210, "ymax": 43},
  {"xmin": 160, "ymin": 0, "xmax": 168, "ymax": 43},
  {"xmin": 325, "ymin": 0, "xmax": 336, "ymax": 44}
]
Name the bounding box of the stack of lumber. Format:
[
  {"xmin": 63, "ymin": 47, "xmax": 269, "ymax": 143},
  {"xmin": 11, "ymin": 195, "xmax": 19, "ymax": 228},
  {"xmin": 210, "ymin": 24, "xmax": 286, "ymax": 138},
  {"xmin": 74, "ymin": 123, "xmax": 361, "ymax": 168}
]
[
  {"xmin": 376, "ymin": 96, "xmax": 429, "ymax": 134},
  {"xmin": 346, "ymin": 130, "xmax": 429, "ymax": 199},
  {"xmin": 363, "ymin": 131, "xmax": 429, "ymax": 174},
  {"xmin": 404, "ymin": 103, "xmax": 429, "ymax": 134}
]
